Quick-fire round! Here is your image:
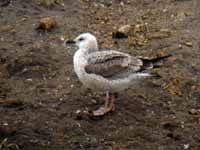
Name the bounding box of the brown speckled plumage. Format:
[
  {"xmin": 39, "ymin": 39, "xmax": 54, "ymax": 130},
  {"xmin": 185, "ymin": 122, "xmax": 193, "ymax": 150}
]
[{"xmin": 85, "ymin": 50, "xmax": 143, "ymax": 78}]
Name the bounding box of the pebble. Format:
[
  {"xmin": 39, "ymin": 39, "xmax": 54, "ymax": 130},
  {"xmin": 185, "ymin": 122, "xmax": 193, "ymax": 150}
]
[
  {"xmin": 3, "ymin": 123, "xmax": 8, "ymax": 126},
  {"xmin": 37, "ymin": 17, "xmax": 57, "ymax": 30},
  {"xmin": 177, "ymin": 11, "xmax": 186, "ymax": 21},
  {"xmin": 112, "ymin": 24, "xmax": 133, "ymax": 39},
  {"xmin": 118, "ymin": 25, "xmax": 132, "ymax": 35},
  {"xmin": 60, "ymin": 36, "xmax": 65, "ymax": 41},
  {"xmin": 26, "ymin": 78, "xmax": 33, "ymax": 82},
  {"xmin": 189, "ymin": 108, "xmax": 200, "ymax": 115},
  {"xmin": 183, "ymin": 144, "xmax": 190, "ymax": 150},
  {"xmin": 178, "ymin": 44, "xmax": 183, "ymax": 49},
  {"xmin": 75, "ymin": 109, "xmax": 81, "ymax": 114},
  {"xmin": 185, "ymin": 42, "xmax": 193, "ymax": 47},
  {"xmin": 147, "ymin": 31, "xmax": 170, "ymax": 39}
]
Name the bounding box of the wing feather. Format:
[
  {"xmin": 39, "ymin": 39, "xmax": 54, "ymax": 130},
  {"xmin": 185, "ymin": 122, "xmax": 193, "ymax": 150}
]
[{"xmin": 85, "ymin": 51, "xmax": 143, "ymax": 78}]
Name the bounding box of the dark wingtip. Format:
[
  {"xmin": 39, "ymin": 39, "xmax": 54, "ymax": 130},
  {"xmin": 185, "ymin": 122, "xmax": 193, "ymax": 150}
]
[{"xmin": 152, "ymin": 54, "xmax": 172, "ymax": 63}]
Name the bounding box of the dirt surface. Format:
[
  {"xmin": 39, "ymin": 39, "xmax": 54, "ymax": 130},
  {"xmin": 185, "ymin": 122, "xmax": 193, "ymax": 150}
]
[{"xmin": 0, "ymin": 0, "xmax": 200, "ymax": 150}]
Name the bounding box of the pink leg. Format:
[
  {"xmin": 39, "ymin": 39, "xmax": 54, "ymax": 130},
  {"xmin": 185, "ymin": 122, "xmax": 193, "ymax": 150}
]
[{"xmin": 93, "ymin": 92, "xmax": 115, "ymax": 116}]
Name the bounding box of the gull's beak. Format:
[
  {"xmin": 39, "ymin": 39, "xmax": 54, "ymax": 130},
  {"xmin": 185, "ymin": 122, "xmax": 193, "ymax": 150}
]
[
  {"xmin": 65, "ymin": 40, "xmax": 76, "ymax": 44},
  {"xmin": 64, "ymin": 39, "xmax": 76, "ymax": 48}
]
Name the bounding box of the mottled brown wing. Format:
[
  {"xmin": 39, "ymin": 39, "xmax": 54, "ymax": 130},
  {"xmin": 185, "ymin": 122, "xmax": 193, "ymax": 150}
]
[{"xmin": 85, "ymin": 51, "xmax": 143, "ymax": 78}]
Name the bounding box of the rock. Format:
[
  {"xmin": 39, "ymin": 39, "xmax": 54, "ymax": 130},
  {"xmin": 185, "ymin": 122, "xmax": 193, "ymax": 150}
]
[
  {"xmin": 146, "ymin": 30, "xmax": 170, "ymax": 39},
  {"xmin": 75, "ymin": 109, "xmax": 89, "ymax": 120},
  {"xmin": 37, "ymin": 17, "xmax": 57, "ymax": 30},
  {"xmin": 134, "ymin": 23, "xmax": 146, "ymax": 33},
  {"xmin": 0, "ymin": 99, "xmax": 23, "ymax": 106},
  {"xmin": 118, "ymin": 25, "xmax": 132, "ymax": 34},
  {"xmin": 189, "ymin": 108, "xmax": 200, "ymax": 115},
  {"xmin": 183, "ymin": 144, "xmax": 190, "ymax": 150},
  {"xmin": 0, "ymin": 25, "xmax": 13, "ymax": 32},
  {"xmin": 177, "ymin": 11, "xmax": 186, "ymax": 21},
  {"xmin": 112, "ymin": 25, "xmax": 133, "ymax": 39},
  {"xmin": 185, "ymin": 42, "xmax": 193, "ymax": 47},
  {"xmin": 178, "ymin": 44, "xmax": 183, "ymax": 49}
]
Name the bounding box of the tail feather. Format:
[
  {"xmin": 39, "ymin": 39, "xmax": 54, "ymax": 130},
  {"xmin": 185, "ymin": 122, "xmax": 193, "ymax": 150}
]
[
  {"xmin": 141, "ymin": 54, "xmax": 172, "ymax": 69},
  {"xmin": 136, "ymin": 54, "xmax": 171, "ymax": 78}
]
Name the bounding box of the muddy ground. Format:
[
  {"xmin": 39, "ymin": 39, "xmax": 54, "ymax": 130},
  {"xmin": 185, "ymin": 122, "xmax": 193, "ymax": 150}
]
[{"xmin": 0, "ymin": 0, "xmax": 200, "ymax": 150}]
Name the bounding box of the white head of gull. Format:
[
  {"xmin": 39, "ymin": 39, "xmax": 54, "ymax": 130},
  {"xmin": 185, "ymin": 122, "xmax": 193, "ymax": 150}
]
[
  {"xmin": 65, "ymin": 33, "xmax": 171, "ymax": 116},
  {"xmin": 74, "ymin": 33, "xmax": 98, "ymax": 53}
]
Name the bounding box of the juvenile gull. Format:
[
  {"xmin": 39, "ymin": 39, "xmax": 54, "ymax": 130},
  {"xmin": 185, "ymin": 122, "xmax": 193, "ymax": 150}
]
[{"xmin": 65, "ymin": 33, "xmax": 170, "ymax": 116}]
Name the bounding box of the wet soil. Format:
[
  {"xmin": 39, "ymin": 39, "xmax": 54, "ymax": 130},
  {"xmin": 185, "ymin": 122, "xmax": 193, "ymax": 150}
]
[{"xmin": 0, "ymin": 0, "xmax": 200, "ymax": 150}]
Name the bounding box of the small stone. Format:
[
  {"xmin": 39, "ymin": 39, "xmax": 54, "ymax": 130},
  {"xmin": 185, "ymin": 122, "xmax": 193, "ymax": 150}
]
[
  {"xmin": 177, "ymin": 11, "xmax": 186, "ymax": 21},
  {"xmin": 189, "ymin": 108, "xmax": 200, "ymax": 115},
  {"xmin": 120, "ymin": 1, "xmax": 124, "ymax": 6},
  {"xmin": 185, "ymin": 42, "xmax": 193, "ymax": 47},
  {"xmin": 163, "ymin": 9, "xmax": 167, "ymax": 13},
  {"xmin": 26, "ymin": 78, "xmax": 33, "ymax": 82},
  {"xmin": 112, "ymin": 25, "xmax": 133, "ymax": 39},
  {"xmin": 75, "ymin": 109, "xmax": 81, "ymax": 114},
  {"xmin": 147, "ymin": 31, "xmax": 170, "ymax": 39},
  {"xmin": 178, "ymin": 44, "xmax": 183, "ymax": 49},
  {"xmin": 119, "ymin": 25, "xmax": 131, "ymax": 32},
  {"xmin": 183, "ymin": 144, "xmax": 190, "ymax": 150},
  {"xmin": 58, "ymin": 85, "xmax": 63, "ymax": 89},
  {"xmin": 134, "ymin": 24, "xmax": 145, "ymax": 32},
  {"xmin": 3, "ymin": 123, "xmax": 8, "ymax": 126},
  {"xmin": 37, "ymin": 17, "xmax": 57, "ymax": 30},
  {"xmin": 89, "ymin": 137, "xmax": 98, "ymax": 146},
  {"xmin": 75, "ymin": 110, "xmax": 84, "ymax": 120},
  {"xmin": 60, "ymin": 36, "xmax": 65, "ymax": 41},
  {"xmin": 91, "ymin": 99, "xmax": 97, "ymax": 104}
]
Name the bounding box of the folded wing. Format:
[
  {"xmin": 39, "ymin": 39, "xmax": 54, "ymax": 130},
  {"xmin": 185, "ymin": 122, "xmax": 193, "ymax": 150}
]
[{"xmin": 85, "ymin": 51, "xmax": 143, "ymax": 79}]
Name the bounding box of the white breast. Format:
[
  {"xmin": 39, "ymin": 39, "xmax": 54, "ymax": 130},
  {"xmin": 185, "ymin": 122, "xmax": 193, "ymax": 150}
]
[
  {"xmin": 73, "ymin": 50, "xmax": 87, "ymax": 79},
  {"xmin": 73, "ymin": 50, "xmax": 108, "ymax": 90}
]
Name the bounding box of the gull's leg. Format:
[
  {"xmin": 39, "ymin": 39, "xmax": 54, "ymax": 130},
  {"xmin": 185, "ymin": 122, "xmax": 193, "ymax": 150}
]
[
  {"xmin": 104, "ymin": 91, "xmax": 110, "ymax": 108},
  {"xmin": 108, "ymin": 93, "xmax": 115, "ymax": 111},
  {"xmin": 93, "ymin": 91, "xmax": 113, "ymax": 116}
]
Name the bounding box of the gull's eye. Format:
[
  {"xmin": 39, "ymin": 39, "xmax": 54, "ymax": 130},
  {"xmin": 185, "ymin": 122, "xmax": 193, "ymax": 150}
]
[{"xmin": 79, "ymin": 37, "xmax": 84, "ymax": 41}]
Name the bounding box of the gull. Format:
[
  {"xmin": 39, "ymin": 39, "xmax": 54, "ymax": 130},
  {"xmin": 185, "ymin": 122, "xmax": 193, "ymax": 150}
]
[{"xmin": 65, "ymin": 33, "xmax": 170, "ymax": 116}]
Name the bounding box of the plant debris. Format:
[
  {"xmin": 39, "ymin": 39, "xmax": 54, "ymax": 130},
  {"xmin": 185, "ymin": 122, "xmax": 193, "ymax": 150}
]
[{"xmin": 163, "ymin": 79, "xmax": 182, "ymax": 96}]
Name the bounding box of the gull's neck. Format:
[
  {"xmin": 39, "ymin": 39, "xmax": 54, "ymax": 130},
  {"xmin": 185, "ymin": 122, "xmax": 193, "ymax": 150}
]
[{"xmin": 78, "ymin": 42, "xmax": 98, "ymax": 55}]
